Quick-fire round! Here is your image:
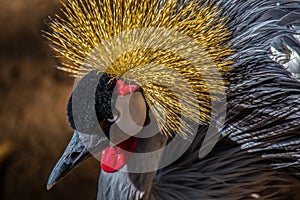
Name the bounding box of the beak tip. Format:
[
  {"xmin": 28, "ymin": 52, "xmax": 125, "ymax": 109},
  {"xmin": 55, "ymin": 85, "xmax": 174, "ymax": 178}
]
[
  {"xmin": 46, "ymin": 184, "xmax": 53, "ymax": 190},
  {"xmin": 46, "ymin": 176, "xmax": 56, "ymax": 190}
]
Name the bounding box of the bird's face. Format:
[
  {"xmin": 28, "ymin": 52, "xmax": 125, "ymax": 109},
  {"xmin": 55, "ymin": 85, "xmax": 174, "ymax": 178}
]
[
  {"xmin": 47, "ymin": 71, "xmax": 168, "ymax": 197},
  {"xmin": 99, "ymin": 79, "xmax": 148, "ymax": 173}
]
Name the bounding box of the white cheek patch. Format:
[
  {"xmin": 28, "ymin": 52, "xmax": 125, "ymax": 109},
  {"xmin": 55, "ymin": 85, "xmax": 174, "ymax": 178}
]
[{"xmin": 109, "ymin": 92, "xmax": 147, "ymax": 145}]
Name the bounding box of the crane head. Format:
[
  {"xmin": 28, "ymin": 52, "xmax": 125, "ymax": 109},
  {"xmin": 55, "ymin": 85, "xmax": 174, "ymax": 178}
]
[
  {"xmin": 47, "ymin": 71, "xmax": 167, "ymax": 193},
  {"xmin": 46, "ymin": 0, "xmax": 233, "ymax": 197}
]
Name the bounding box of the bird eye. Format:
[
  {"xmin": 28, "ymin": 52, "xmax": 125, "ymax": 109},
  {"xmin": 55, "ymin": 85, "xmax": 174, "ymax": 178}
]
[{"xmin": 107, "ymin": 113, "xmax": 119, "ymax": 123}]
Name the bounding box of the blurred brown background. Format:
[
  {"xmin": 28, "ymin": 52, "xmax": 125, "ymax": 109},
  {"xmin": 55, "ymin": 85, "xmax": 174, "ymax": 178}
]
[{"xmin": 0, "ymin": 0, "xmax": 99, "ymax": 199}]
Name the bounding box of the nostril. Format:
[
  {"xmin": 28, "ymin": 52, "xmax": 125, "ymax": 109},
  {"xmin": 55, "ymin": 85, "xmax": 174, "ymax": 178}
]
[{"xmin": 70, "ymin": 152, "xmax": 80, "ymax": 160}]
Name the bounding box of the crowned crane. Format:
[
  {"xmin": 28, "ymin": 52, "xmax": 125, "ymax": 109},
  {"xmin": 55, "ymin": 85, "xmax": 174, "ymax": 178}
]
[{"xmin": 46, "ymin": 0, "xmax": 300, "ymax": 199}]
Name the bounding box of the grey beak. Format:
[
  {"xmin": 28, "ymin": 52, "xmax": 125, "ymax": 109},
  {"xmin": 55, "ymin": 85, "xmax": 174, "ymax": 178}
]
[{"xmin": 47, "ymin": 131, "xmax": 92, "ymax": 190}]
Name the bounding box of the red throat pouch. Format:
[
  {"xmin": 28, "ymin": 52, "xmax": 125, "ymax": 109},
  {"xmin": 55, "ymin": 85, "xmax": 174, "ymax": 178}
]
[{"xmin": 101, "ymin": 137, "xmax": 138, "ymax": 173}]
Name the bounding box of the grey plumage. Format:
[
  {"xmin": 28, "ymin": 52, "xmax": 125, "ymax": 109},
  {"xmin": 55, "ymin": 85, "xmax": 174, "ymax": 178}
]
[
  {"xmin": 97, "ymin": 1, "xmax": 300, "ymax": 199},
  {"xmin": 267, "ymin": 2, "xmax": 300, "ymax": 79}
]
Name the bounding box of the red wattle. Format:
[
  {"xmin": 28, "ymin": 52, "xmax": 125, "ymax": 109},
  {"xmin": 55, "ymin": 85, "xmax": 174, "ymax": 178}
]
[
  {"xmin": 101, "ymin": 137, "xmax": 138, "ymax": 173},
  {"xmin": 116, "ymin": 80, "xmax": 140, "ymax": 96}
]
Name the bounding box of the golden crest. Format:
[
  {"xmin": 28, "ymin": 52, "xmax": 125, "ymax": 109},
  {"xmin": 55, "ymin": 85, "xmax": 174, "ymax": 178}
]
[{"xmin": 45, "ymin": 0, "xmax": 233, "ymax": 137}]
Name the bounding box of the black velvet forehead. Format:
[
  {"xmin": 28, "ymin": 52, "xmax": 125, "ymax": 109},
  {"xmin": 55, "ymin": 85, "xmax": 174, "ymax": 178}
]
[
  {"xmin": 66, "ymin": 72, "xmax": 116, "ymax": 130},
  {"xmin": 94, "ymin": 74, "xmax": 116, "ymax": 125}
]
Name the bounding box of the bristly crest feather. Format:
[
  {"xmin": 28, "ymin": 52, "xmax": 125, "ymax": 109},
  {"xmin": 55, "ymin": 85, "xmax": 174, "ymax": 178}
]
[{"xmin": 45, "ymin": 0, "xmax": 233, "ymax": 137}]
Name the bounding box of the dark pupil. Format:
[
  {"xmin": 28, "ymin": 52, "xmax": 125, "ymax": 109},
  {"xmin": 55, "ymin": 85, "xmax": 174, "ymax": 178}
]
[{"xmin": 107, "ymin": 111, "xmax": 118, "ymax": 122}]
